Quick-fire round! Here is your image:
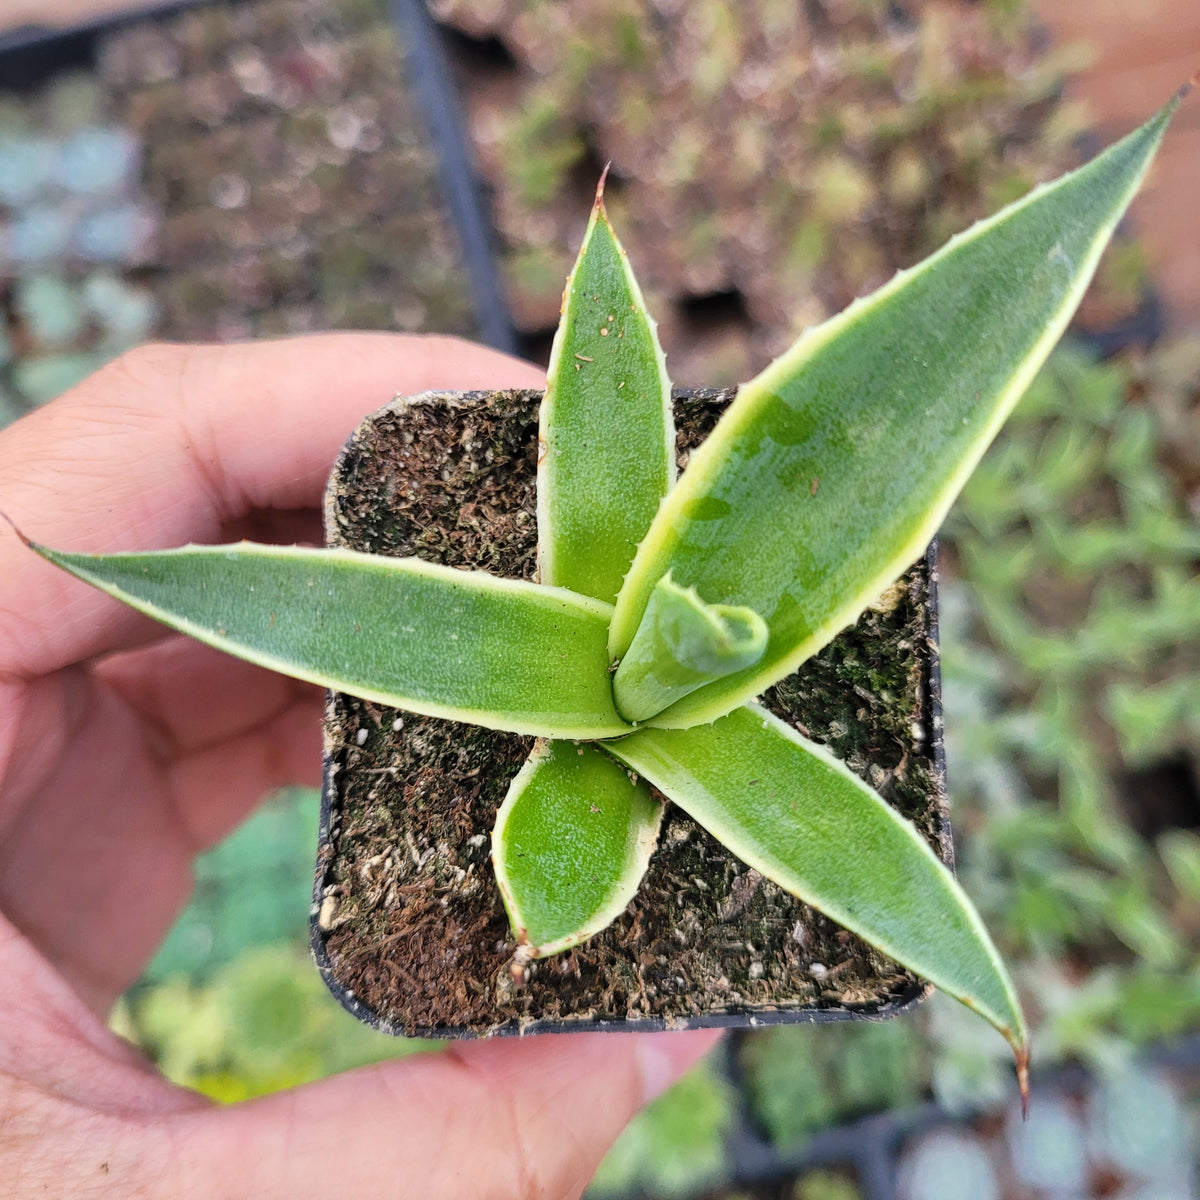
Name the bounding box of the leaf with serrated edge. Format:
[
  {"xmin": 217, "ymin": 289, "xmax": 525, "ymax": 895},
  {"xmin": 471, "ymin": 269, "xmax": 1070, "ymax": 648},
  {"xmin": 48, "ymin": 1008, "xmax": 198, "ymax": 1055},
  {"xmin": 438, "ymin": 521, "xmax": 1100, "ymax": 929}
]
[
  {"xmin": 504, "ymin": 173, "xmax": 673, "ymax": 961},
  {"xmin": 538, "ymin": 171, "xmax": 674, "ymax": 605},
  {"xmin": 609, "ymin": 96, "xmax": 1183, "ymax": 728},
  {"xmin": 28, "ymin": 540, "xmax": 631, "ymax": 739},
  {"xmin": 493, "ymin": 739, "xmax": 663, "ymax": 956},
  {"xmin": 607, "ymin": 703, "xmax": 1028, "ymax": 1061}
]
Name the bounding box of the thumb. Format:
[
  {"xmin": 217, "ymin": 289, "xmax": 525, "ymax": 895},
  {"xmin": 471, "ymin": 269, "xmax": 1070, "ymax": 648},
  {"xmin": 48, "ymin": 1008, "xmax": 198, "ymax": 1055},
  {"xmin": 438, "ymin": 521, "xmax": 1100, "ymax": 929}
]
[{"xmin": 166, "ymin": 1028, "xmax": 722, "ymax": 1199}]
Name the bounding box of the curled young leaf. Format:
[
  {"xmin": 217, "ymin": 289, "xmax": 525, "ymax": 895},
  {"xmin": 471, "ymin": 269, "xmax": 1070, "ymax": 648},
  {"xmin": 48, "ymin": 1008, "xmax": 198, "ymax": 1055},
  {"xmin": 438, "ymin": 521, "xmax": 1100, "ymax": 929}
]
[{"xmin": 612, "ymin": 571, "xmax": 768, "ymax": 723}]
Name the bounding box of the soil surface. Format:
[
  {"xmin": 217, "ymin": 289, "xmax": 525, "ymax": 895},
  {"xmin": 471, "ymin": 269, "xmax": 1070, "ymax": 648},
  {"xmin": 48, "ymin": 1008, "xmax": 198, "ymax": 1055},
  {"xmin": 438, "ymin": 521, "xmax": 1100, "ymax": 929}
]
[{"xmin": 314, "ymin": 388, "xmax": 948, "ymax": 1036}]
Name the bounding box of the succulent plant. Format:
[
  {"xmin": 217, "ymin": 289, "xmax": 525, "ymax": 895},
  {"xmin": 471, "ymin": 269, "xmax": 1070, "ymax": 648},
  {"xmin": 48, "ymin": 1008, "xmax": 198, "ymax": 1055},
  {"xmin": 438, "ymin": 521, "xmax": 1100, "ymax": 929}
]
[
  {"xmin": 442, "ymin": 0, "xmax": 1102, "ymax": 381},
  {"xmin": 0, "ymin": 135, "xmax": 55, "ymax": 207},
  {"xmin": 7, "ymin": 205, "xmax": 75, "ymax": 266},
  {"xmin": 54, "ymin": 125, "xmax": 140, "ymax": 196},
  {"xmin": 898, "ymin": 1128, "xmax": 1000, "ymax": 1200},
  {"xmin": 14, "ymin": 275, "xmax": 87, "ymax": 348},
  {"xmin": 11, "ymin": 88, "xmax": 1191, "ymax": 1104}
]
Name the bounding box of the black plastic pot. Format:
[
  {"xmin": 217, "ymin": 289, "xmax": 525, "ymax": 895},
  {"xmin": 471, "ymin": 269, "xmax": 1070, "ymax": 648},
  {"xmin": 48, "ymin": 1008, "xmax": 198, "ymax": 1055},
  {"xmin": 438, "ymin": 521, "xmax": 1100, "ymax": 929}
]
[{"xmin": 310, "ymin": 385, "xmax": 949, "ymax": 1040}]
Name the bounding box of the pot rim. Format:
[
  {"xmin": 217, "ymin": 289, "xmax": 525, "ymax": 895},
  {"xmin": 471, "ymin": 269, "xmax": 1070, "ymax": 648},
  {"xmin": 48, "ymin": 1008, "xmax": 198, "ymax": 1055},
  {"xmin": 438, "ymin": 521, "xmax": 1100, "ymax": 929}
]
[{"xmin": 310, "ymin": 390, "xmax": 949, "ymax": 1039}]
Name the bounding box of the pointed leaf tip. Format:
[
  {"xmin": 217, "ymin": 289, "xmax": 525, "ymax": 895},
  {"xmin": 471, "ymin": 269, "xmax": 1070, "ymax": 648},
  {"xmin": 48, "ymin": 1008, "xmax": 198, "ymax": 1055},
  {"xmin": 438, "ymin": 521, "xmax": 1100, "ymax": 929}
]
[
  {"xmin": 539, "ymin": 162, "xmax": 673, "ymax": 605},
  {"xmin": 0, "ymin": 509, "xmax": 32, "ymax": 548},
  {"xmin": 595, "ymin": 162, "xmax": 612, "ymax": 207}
]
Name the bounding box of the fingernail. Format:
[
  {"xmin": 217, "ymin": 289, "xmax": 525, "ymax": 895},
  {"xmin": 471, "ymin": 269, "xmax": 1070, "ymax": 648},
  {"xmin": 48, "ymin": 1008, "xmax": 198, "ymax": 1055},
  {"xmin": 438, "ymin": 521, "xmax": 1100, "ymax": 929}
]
[{"xmin": 635, "ymin": 1028, "xmax": 723, "ymax": 1105}]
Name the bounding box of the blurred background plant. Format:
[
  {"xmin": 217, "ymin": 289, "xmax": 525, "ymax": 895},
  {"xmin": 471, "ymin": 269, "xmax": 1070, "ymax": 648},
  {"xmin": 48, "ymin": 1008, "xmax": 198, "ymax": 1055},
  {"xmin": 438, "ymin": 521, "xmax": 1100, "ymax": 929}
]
[
  {"xmin": 432, "ymin": 0, "xmax": 1121, "ymax": 379},
  {"xmin": 109, "ymin": 789, "xmax": 430, "ymax": 1102},
  {"xmin": 0, "ymin": 69, "xmax": 157, "ymax": 415},
  {"xmin": 1, "ymin": 0, "xmax": 1198, "ymax": 1195}
]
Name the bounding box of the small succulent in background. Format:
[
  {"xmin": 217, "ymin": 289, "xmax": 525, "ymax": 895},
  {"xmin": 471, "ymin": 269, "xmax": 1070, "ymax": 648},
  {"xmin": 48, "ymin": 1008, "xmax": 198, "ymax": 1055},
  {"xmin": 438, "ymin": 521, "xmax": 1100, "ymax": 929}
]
[
  {"xmin": 0, "ymin": 71, "xmax": 161, "ymax": 422},
  {"xmin": 96, "ymin": 0, "xmax": 476, "ymax": 346},
  {"xmin": 11, "ymin": 88, "xmax": 1191, "ymax": 1105},
  {"xmin": 434, "ymin": 0, "xmax": 1125, "ymax": 383},
  {"xmin": 893, "ymin": 1063, "xmax": 1196, "ymax": 1200},
  {"xmin": 898, "ymin": 1127, "xmax": 1001, "ymax": 1200}
]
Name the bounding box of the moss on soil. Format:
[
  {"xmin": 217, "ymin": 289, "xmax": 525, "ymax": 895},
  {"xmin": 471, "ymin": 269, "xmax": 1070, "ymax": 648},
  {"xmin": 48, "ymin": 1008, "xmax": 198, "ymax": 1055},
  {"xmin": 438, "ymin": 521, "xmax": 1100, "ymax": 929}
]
[{"xmin": 314, "ymin": 389, "xmax": 946, "ymax": 1036}]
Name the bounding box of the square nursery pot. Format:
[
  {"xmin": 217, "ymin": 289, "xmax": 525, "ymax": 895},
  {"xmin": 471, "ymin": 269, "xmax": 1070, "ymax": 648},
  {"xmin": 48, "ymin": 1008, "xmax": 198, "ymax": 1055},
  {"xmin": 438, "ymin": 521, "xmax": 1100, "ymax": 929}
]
[{"xmin": 312, "ymin": 386, "xmax": 950, "ymax": 1038}]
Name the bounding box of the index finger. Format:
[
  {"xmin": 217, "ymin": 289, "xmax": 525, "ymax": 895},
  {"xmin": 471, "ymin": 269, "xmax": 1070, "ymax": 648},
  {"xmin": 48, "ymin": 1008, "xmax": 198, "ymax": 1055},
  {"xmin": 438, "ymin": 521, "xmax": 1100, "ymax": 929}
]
[{"xmin": 0, "ymin": 334, "xmax": 545, "ymax": 678}]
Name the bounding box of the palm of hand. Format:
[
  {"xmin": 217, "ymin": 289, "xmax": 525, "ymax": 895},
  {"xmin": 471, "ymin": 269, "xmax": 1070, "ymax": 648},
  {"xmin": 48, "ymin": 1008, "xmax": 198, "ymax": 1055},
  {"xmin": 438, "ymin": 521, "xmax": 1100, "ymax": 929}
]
[{"xmin": 0, "ymin": 337, "xmax": 715, "ymax": 1199}]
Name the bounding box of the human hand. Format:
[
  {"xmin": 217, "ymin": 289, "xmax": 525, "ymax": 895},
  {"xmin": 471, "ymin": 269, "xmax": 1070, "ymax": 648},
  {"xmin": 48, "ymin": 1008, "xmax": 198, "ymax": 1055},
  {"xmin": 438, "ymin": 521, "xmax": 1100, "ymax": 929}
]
[{"xmin": 0, "ymin": 335, "xmax": 720, "ymax": 1198}]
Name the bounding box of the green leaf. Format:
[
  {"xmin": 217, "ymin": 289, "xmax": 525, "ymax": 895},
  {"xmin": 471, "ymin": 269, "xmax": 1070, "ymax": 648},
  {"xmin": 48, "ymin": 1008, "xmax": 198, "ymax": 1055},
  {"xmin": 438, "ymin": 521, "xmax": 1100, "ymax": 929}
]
[
  {"xmin": 612, "ymin": 571, "xmax": 767, "ymax": 723},
  {"xmin": 608, "ymin": 703, "xmax": 1028, "ymax": 1063},
  {"xmin": 590, "ymin": 1058, "xmax": 734, "ymax": 1197},
  {"xmin": 610, "ymin": 96, "xmax": 1183, "ymax": 727},
  {"xmin": 499, "ymin": 176, "xmax": 672, "ymax": 958},
  {"xmin": 29, "ymin": 539, "xmax": 631, "ymax": 739},
  {"xmin": 537, "ymin": 173, "xmax": 674, "ymax": 604},
  {"xmin": 1158, "ymin": 830, "xmax": 1200, "ymax": 904},
  {"xmin": 492, "ymin": 739, "xmax": 663, "ymax": 955}
]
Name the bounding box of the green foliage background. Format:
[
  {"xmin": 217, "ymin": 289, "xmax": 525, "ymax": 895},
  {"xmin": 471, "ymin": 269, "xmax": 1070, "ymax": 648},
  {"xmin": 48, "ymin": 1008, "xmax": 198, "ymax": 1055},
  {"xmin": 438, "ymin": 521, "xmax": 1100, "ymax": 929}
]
[{"xmin": 111, "ymin": 791, "xmax": 428, "ymax": 1102}]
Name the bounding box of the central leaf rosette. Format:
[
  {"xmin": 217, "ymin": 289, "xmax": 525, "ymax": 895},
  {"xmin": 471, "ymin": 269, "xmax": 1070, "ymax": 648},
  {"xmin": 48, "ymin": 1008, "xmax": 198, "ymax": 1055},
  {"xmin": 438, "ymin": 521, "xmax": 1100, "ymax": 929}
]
[{"xmin": 612, "ymin": 573, "xmax": 768, "ymax": 723}]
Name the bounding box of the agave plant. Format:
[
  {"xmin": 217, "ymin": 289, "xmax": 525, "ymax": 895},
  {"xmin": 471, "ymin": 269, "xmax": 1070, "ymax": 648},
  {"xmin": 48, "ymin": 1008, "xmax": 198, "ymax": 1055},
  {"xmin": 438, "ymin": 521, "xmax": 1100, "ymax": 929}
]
[{"xmin": 13, "ymin": 88, "xmax": 1190, "ymax": 1103}]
